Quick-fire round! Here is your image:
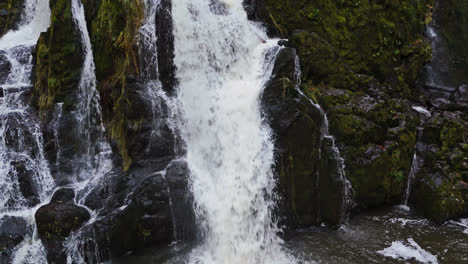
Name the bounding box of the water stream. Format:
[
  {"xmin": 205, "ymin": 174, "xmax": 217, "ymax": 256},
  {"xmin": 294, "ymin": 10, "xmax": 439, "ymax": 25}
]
[
  {"xmin": 172, "ymin": 0, "xmax": 296, "ymax": 263},
  {"xmin": 0, "ymin": 0, "xmax": 54, "ymax": 263}
]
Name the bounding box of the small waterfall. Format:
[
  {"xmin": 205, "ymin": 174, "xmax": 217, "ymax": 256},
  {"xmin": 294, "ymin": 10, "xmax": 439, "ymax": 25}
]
[
  {"xmin": 70, "ymin": 0, "xmax": 112, "ymax": 188},
  {"xmin": 0, "ymin": 0, "xmax": 54, "ymax": 262},
  {"xmin": 62, "ymin": 0, "xmax": 113, "ymax": 261},
  {"xmin": 172, "ymin": 1, "xmax": 295, "ymax": 263}
]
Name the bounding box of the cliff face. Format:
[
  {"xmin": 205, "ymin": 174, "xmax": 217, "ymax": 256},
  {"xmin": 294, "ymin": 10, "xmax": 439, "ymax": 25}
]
[{"xmin": 2, "ymin": 0, "xmax": 467, "ymax": 261}]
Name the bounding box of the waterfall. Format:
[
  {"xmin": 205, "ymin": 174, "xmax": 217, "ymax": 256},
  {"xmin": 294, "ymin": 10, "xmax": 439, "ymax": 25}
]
[
  {"xmin": 70, "ymin": 0, "xmax": 112, "ymax": 191},
  {"xmin": 0, "ymin": 0, "xmax": 53, "ymax": 263},
  {"xmin": 172, "ymin": 1, "xmax": 295, "ymax": 263}
]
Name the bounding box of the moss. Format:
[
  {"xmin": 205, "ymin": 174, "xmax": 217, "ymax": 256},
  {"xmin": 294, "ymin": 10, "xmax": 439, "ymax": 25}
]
[
  {"xmin": 83, "ymin": 0, "xmax": 144, "ymax": 171},
  {"xmin": 0, "ymin": 0, "xmax": 25, "ymax": 37},
  {"xmin": 31, "ymin": 0, "xmax": 82, "ymax": 116},
  {"xmin": 266, "ymin": 0, "xmax": 432, "ymax": 85}
]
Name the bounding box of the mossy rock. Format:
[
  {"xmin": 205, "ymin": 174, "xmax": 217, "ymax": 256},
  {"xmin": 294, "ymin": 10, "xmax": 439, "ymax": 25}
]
[
  {"xmin": 412, "ymin": 110, "xmax": 468, "ymax": 222},
  {"xmin": 0, "ymin": 0, "xmax": 25, "ymax": 38},
  {"xmin": 31, "ymin": 0, "xmax": 83, "ymax": 113}
]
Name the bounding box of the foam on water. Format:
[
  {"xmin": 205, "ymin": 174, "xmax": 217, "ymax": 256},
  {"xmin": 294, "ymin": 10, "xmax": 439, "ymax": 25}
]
[
  {"xmin": 172, "ymin": 1, "xmax": 296, "ymax": 263},
  {"xmin": 378, "ymin": 238, "xmax": 438, "ymax": 264}
]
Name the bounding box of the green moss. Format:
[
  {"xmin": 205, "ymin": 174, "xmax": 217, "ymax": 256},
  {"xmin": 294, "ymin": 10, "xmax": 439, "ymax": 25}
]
[
  {"xmin": 87, "ymin": 0, "xmax": 144, "ymax": 171},
  {"xmin": 31, "ymin": 0, "xmax": 82, "ymax": 115},
  {"xmin": 266, "ymin": 0, "xmax": 433, "ymax": 90}
]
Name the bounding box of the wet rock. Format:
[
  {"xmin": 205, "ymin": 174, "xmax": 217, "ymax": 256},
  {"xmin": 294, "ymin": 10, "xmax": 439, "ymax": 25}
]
[
  {"xmin": 261, "ymin": 47, "xmax": 345, "ymax": 230},
  {"xmin": 411, "ymin": 110, "xmax": 468, "ymax": 223},
  {"xmin": 125, "ymin": 80, "xmax": 176, "ymax": 169},
  {"xmin": 318, "ymin": 136, "xmax": 348, "ymax": 227},
  {"xmin": 0, "ymin": 0, "xmax": 25, "ymax": 37},
  {"xmin": 76, "ymin": 160, "xmax": 195, "ymax": 262},
  {"xmin": 453, "ymin": 84, "xmax": 468, "ymax": 110},
  {"xmin": 0, "ymin": 50, "xmax": 11, "ymax": 83},
  {"xmin": 243, "ymin": 0, "xmax": 267, "ymax": 22},
  {"xmin": 11, "ymin": 160, "xmax": 40, "ymax": 206},
  {"xmin": 0, "ymin": 216, "xmax": 30, "ymax": 263},
  {"xmin": 35, "ymin": 190, "xmax": 90, "ymax": 264},
  {"xmin": 156, "ymin": 0, "xmax": 177, "ymax": 93}
]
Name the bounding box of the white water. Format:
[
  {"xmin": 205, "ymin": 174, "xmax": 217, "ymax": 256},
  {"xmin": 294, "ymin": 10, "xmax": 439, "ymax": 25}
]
[
  {"xmin": 63, "ymin": 0, "xmax": 114, "ymax": 261},
  {"xmin": 0, "ymin": 0, "xmax": 51, "ymax": 50},
  {"xmin": 0, "ymin": 0, "xmax": 54, "ymax": 262},
  {"xmin": 172, "ymin": 1, "xmax": 295, "ymax": 263},
  {"xmin": 71, "ymin": 0, "xmax": 112, "ymax": 188},
  {"xmin": 378, "ymin": 238, "xmax": 438, "ymax": 264}
]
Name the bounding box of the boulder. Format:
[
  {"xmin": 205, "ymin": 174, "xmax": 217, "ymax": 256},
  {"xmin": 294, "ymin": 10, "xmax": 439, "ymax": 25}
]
[
  {"xmin": 35, "ymin": 189, "xmax": 90, "ymax": 264},
  {"xmin": 74, "ymin": 160, "xmax": 195, "ymax": 262},
  {"xmin": 0, "ymin": 216, "xmax": 30, "ymax": 263}
]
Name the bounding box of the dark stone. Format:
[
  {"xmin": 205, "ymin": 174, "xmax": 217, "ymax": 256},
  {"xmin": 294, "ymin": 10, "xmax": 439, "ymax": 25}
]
[
  {"xmin": 261, "ymin": 47, "xmax": 347, "ymax": 230},
  {"xmin": 156, "ymin": 0, "xmax": 177, "ymax": 94},
  {"xmin": 0, "ymin": 216, "xmax": 30, "ymax": 263},
  {"xmin": 11, "ymin": 160, "xmax": 40, "ymax": 206},
  {"xmin": 411, "ymin": 110, "xmax": 468, "ymax": 223},
  {"xmin": 277, "ymin": 39, "xmax": 289, "ymax": 47},
  {"xmin": 243, "ymin": 0, "xmax": 267, "ymax": 22},
  {"xmin": 35, "ymin": 199, "xmax": 90, "ymax": 263},
  {"xmin": 74, "ymin": 160, "xmax": 195, "ymax": 263},
  {"xmin": 0, "ymin": 50, "xmax": 11, "ymax": 84},
  {"xmin": 318, "ymin": 136, "xmax": 348, "ymax": 227},
  {"xmin": 51, "ymin": 188, "xmax": 75, "ymax": 203}
]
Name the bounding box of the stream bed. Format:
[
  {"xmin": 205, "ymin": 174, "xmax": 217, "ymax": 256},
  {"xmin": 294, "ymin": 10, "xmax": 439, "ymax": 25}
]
[{"xmin": 115, "ymin": 206, "xmax": 468, "ymax": 264}]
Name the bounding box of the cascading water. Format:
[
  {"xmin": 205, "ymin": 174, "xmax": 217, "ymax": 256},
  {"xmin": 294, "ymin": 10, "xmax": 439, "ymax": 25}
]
[
  {"xmin": 63, "ymin": 0, "xmax": 114, "ymax": 261},
  {"xmin": 172, "ymin": 1, "xmax": 296, "ymax": 263},
  {"xmin": 0, "ymin": 0, "xmax": 54, "ymax": 263},
  {"xmin": 70, "ymin": 0, "xmax": 112, "ymax": 191}
]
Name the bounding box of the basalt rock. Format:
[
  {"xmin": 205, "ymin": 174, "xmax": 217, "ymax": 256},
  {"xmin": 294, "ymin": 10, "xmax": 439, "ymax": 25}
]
[
  {"xmin": 35, "ymin": 189, "xmax": 90, "ymax": 264},
  {"xmin": 261, "ymin": 47, "xmax": 347, "ymax": 230},
  {"xmin": 0, "ymin": 216, "xmax": 31, "ymax": 263},
  {"xmin": 0, "ymin": 50, "xmax": 11, "ymax": 83},
  {"xmin": 156, "ymin": 0, "xmax": 177, "ymax": 93},
  {"xmin": 0, "ymin": 0, "xmax": 25, "ymax": 38},
  {"xmin": 77, "ymin": 160, "xmax": 195, "ymax": 263},
  {"xmin": 411, "ymin": 110, "xmax": 468, "ymax": 223}
]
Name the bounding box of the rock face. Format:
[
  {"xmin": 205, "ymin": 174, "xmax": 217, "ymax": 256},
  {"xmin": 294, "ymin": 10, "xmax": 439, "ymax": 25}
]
[
  {"xmin": 156, "ymin": 0, "xmax": 177, "ymax": 94},
  {"xmin": 0, "ymin": 0, "xmax": 25, "ymax": 38},
  {"xmin": 75, "ymin": 161, "xmax": 195, "ymax": 263},
  {"xmin": 0, "ymin": 216, "xmax": 31, "ymax": 263},
  {"xmin": 412, "ymin": 110, "xmax": 468, "ymax": 223},
  {"xmin": 0, "ymin": 50, "xmax": 11, "ymax": 83},
  {"xmin": 261, "ymin": 46, "xmax": 348, "ymax": 229},
  {"xmin": 35, "ymin": 189, "xmax": 90, "ymax": 264}
]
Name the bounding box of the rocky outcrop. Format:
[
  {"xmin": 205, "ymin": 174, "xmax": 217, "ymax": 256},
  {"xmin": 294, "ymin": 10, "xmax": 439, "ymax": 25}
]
[
  {"xmin": 261, "ymin": 46, "xmax": 348, "ymax": 229},
  {"xmin": 0, "ymin": 0, "xmax": 25, "ymax": 38},
  {"xmin": 0, "ymin": 50, "xmax": 10, "ymax": 83},
  {"xmin": 156, "ymin": 0, "xmax": 177, "ymax": 94},
  {"xmin": 412, "ymin": 110, "xmax": 468, "ymax": 223},
  {"xmin": 35, "ymin": 189, "xmax": 90, "ymax": 263},
  {"xmin": 0, "ymin": 216, "xmax": 31, "ymax": 263},
  {"xmin": 74, "ymin": 161, "xmax": 195, "ymax": 262}
]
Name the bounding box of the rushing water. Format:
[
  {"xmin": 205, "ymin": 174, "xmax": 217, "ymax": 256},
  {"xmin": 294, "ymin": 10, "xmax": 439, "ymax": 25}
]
[
  {"xmin": 0, "ymin": 0, "xmax": 53, "ymax": 263},
  {"xmin": 172, "ymin": 0, "xmax": 295, "ymax": 263}
]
